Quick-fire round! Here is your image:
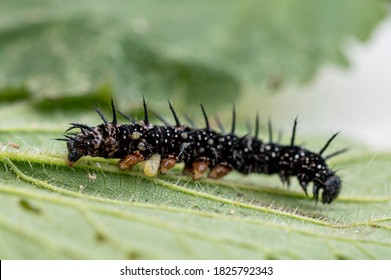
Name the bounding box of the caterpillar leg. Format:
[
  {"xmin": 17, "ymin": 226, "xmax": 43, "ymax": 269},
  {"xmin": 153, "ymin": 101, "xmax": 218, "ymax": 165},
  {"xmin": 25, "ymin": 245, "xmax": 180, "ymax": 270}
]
[
  {"xmin": 192, "ymin": 160, "xmax": 209, "ymax": 180},
  {"xmin": 297, "ymin": 173, "xmax": 309, "ymax": 197},
  {"xmin": 118, "ymin": 151, "xmax": 144, "ymax": 170},
  {"xmin": 208, "ymin": 163, "xmax": 233, "ymax": 179},
  {"xmin": 182, "ymin": 164, "xmax": 193, "ymax": 177},
  {"xmin": 278, "ymin": 171, "xmax": 291, "ymax": 187},
  {"xmin": 182, "ymin": 160, "xmax": 209, "ymax": 180},
  {"xmin": 160, "ymin": 157, "xmax": 177, "ymax": 174}
]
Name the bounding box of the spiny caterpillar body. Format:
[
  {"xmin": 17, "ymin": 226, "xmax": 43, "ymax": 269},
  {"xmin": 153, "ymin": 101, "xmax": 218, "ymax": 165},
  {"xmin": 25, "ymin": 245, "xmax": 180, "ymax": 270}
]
[{"xmin": 58, "ymin": 99, "xmax": 345, "ymax": 204}]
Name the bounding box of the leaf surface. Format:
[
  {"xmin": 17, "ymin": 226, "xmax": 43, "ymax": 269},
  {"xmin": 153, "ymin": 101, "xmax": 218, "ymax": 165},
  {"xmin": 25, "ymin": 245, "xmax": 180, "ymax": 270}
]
[{"xmin": 0, "ymin": 103, "xmax": 390, "ymax": 259}]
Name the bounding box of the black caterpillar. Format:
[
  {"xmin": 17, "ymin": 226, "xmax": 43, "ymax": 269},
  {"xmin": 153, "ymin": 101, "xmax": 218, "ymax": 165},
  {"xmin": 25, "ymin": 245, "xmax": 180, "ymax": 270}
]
[{"xmin": 58, "ymin": 99, "xmax": 345, "ymax": 204}]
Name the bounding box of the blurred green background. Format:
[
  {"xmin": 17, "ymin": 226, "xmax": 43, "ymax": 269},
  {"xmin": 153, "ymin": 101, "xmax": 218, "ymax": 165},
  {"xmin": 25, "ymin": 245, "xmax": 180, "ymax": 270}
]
[{"xmin": 0, "ymin": 0, "xmax": 387, "ymax": 120}]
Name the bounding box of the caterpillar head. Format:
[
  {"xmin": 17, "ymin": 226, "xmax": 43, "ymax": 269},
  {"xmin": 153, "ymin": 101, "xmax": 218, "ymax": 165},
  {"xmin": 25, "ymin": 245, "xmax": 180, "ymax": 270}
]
[
  {"xmin": 63, "ymin": 125, "xmax": 106, "ymax": 166},
  {"xmin": 321, "ymin": 174, "xmax": 341, "ymax": 204},
  {"xmin": 313, "ymin": 173, "xmax": 341, "ymax": 204},
  {"xmin": 66, "ymin": 134, "xmax": 90, "ymax": 166},
  {"xmin": 63, "ymin": 123, "xmax": 147, "ymax": 167}
]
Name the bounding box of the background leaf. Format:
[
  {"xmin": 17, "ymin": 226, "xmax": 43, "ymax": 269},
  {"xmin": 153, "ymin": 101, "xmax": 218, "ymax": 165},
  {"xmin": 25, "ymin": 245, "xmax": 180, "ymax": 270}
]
[{"xmin": 0, "ymin": 0, "xmax": 386, "ymax": 108}]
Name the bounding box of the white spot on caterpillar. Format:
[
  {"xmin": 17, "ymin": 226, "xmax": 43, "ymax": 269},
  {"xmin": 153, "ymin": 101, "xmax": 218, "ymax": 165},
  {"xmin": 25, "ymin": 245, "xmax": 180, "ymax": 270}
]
[
  {"xmin": 138, "ymin": 142, "xmax": 146, "ymax": 151},
  {"xmin": 132, "ymin": 132, "xmax": 141, "ymax": 139},
  {"xmin": 142, "ymin": 153, "xmax": 161, "ymax": 177}
]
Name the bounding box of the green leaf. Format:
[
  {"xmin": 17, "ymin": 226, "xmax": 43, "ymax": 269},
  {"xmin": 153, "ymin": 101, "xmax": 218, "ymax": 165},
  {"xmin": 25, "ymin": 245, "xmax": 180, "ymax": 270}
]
[
  {"xmin": 0, "ymin": 0, "xmax": 389, "ymax": 260},
  {"xmin": 0, "ymin": 0, "xmax": 386, "ymax": 105},
  {"xmin": 1, "ymin": 101, "xmax": 390, "ymax": 260}
]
